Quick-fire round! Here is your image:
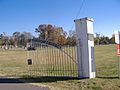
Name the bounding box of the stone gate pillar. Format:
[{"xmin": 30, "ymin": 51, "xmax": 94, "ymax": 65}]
[{"xmin": 74, "ymin": 17, "xmax": 96, "ymax": 79}]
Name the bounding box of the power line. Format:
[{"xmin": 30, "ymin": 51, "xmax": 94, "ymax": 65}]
[
  {"xmin": 70, "ymin": 0, "xmax": 86, "ymax": 31},
  {"xmin": 75, "ymin": 0, "xmax": 86, "ymax": 19}
]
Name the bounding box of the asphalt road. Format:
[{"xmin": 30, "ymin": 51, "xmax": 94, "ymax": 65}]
[
  {"xmin": 0, "ymin": 77, "xmax": 50, "ymax": 90},
  {"xmin": 0, "ymin": 84, "xmax": 50, "ymax": 90}
]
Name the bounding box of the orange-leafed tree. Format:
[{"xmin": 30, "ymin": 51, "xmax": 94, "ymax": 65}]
[{"xmin": 35, "ymin": 24, "xmax": 67, "ymax": 45}]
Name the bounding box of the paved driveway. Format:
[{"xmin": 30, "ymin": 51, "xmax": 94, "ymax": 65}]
[{"xmin": 0, "ymin": 77, "xmax": 50, "ymax": 90}]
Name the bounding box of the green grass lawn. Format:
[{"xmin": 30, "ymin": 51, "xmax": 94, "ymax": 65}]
[
  {"xmin": 0, "ymin": 46, "xmax": 78, "ymax": 77},
  {"xmin": 0, "ymin": 48, "xmax": 28, "ymax": 76},
  {"xmin": 37, "ymin": 44, "xmax": 120, "ymax": 90},
  {"xmin": 0, "ymin": 45, "xmax": 120, "ymax": 90}
]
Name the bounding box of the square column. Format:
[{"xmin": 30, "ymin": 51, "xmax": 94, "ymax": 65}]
[{"xmin": 74, "ymin": 17, "xmax": 96, "ymax": 79}]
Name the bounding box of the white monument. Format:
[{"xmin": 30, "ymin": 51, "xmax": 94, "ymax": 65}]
[{"xmin": 74, "ymin": 17, "xmax": 96, "ymax": 79}]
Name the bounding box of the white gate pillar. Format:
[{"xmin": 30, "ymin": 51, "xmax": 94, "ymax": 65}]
[{"xmin": 74, "ymin": 17, "xmax": 96, "ymax": 79}]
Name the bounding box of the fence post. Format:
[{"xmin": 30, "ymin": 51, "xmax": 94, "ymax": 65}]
[{"xmin": 74, "ymin": 17, "xmax": 96, "ymax": 79}]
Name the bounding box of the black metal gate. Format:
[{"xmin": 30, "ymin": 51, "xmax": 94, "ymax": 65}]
[
  {"xmin": 0, "ymin": 39, "xmax": 78, "ymax": 78},
  {"xmin": 27, "ymin": 39, "xmax": 78, "ymax": 77}
]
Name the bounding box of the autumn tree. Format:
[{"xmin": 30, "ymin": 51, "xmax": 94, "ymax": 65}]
[
  {"xmin": 35, "ymin": 24, "xmax": 54, "ymax": 40},
  {"xmin": 35, "ymin": 24, "xmax": 67, "ymax": 45}
]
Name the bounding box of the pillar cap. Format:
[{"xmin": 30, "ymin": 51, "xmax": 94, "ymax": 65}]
[{"xmin": 74, "ymin": 17, "xmax": 94, "ymax": 22}]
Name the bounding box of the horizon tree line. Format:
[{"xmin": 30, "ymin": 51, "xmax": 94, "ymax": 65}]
[{"xmin": 0, "ymin": 24, "xmax": 115, "ymax": 50}]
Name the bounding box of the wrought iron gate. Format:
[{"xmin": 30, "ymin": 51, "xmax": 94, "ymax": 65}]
[{"xmin": 27, "ymin": 39, "xmax": 78, "ymax": 77}]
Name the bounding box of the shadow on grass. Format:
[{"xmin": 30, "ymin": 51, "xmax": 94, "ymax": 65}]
[
  {"xmin": 0, "ymin": 76, "xmax": 78, "ymax": 83},
  {"xmin": 0, "ymin": 77, "xmax": 24, "ymax": 83},
  {"xmin": 0, "ymin": 76, "xmax": 119, "ymax": 83},
  {"xmin": 20, "ymin": 76, "xmax": 78, "ymax": 83},
  {"xmin": 97, "ymin": 76, "xmax": 118, "ymax": 79}
]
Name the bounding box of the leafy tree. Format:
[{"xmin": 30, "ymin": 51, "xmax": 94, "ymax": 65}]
[
  {"xmin": 35, "ymin": 24, "xmax": 54, "ymax": 40},
  {"xmin": 109, "ymin": 34, "xmax": 115, "ymax": 44},
  {"xmin": 12, "ymin": 32, "xmax": 21, "ymax": 47},
  {"xmin": 94, "ymin": 37, "xmax": 100, "ymax": 45},
  {"xmin": 94, "ymin": 33, "xmax": 100, "ymax": 45},
  {"xmin": 94, "ymin": 33, "xmax": 113, "ymax": 45},
  {"xmin": 57, "ymin": 35, "xmax": 66, "ymax": 45},
  {"xmin": 0, "ymin": 33, "xmax": 10, "ymax": 49},
  {"xmin": 19, "ymin": 32, "xmax": 33, "ymax": 47},
  {"xmin": 66, "ymin": 36, "xmax": 76, "ymax": 46},
  {"xmin": 0, "ymin": 39, "xmax": 2, "ymax": 46},
  {"xmin": 35, "ymin": 24, "xmax": 67, "ymax": 45},
  {"xmin": 11, "ymin": 32, "xmax": 33, "ymax": 47},
  {"xmin": 65, "ymin": 30, "xmax": 76, "ymax": 46},
  {"xmin": 0, "ymin": 34, "xmax": 4, "ymax": 45},
  {"xmin": 99, "ymin": 36, "xmax": 109, "ymax": 45}
]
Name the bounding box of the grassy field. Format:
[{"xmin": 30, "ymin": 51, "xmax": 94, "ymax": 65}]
[
  {"xmin": 0, "ymin": 48, "xmax": 28, "ymax": 76},
  {"xmin": 31, "ymin": 44, "xmax": 120, "ymax": 90},
  {"xmin": 0, "ymin": 46, "xmax": 78, "ymax": 77},
  {"xmin": 0, "ymin": 45, "xmax": 120, "ymax": 90}
]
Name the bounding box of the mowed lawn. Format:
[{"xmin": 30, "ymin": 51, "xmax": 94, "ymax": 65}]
[
  {"xmin": 0, "ymin": 48, "xmax": 28, "ymax": 76},
  {"xmin": 34, "ymin": 45, "xmax": 120, "ymax": 90},
  {"xmin": 0, "ymin": 45, "xmax": 120, "ymax": 90},
  {"xmin": 0, "ymin": 46, "xmax": 78, "ymax": 77}
]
